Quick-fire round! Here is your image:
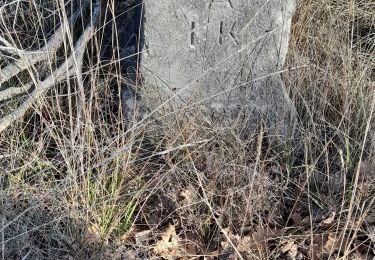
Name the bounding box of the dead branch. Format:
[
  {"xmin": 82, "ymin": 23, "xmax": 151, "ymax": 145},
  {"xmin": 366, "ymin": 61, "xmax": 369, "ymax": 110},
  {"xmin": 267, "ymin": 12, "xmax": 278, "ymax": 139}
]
[
  {"xmin": 0, "ymin": 0, "xmax": 99, "ymax": 133},
  {"xmin": 0, "ymin": 83, "xmax": 33, "ymax": 102},
  {"xmin": 0, "ymin": 1, "xmax": 89, "ymax": 86}
]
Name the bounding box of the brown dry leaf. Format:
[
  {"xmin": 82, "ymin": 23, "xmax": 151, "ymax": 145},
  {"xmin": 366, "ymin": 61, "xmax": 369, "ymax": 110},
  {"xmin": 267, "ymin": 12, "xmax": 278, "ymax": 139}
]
[
  {"xmin": 323, "ymin": 234, "xmax": 337, "ymax": 254},
  {"xmin": 183, "ymin": 242, "xmax": 197, "ymax": 256},
  {"xmin": 290, "ymin": 212, "xmax": 311, "ymax": 228},
  {"xmin": 280, "ymin": 240, "xmax": 298, "ymax": 259},
  {"xmin": 302, "ymin": 235, "xmax": 328, "ymax": 259},
  {"xmin": 120, "ymin": 226, "xmax": 134, "ymax": 242},
  {"xmin": 323, "ymin": 233, "xmax": 350, "ymax": 255},
  {"xmin": 306, "ymin": 244, "xmax": 322, "ymax": 260},
  {"xmin": 180, "ymin": 186, "xmax": 198, "ymax": 206},
  {"xmin": 221, "ymin": 227, "xmax": 285, "ymax": 258},
  {"xmin": 111, "ymin": 246, "xmax": 138, "ymax": 260},
  {"xmin": 252, "ymin": 227, "xmax": 283, "ymax": 252},
  {"xmin": 322, "ymin": 212, "xmax": 336, "ymax": 225},
  {"xmin": 350, "ymin": 252, "xmax": 372, "ymax": 260},
  {"xmin": 220, "ymin": 228, "xmax": 239, "ymax": 256},
  {"xmin": 236, "ymin": 236, "xmax": 253, "ymax": 254},
  {"xmin": 83, "ymin": 224, "xmax": 102, "ymax": 244},
  {"xmin": 291, "ymin": 213, "xmax": 303, "ymax": 226},
  {"xmin": 180, "ymin": 231, "xmax": 202, "ymax": 257},
  {"xmin": 222, "ymin": 227, "xmax": 283, "ymax": 256},
  {"xmin": 154, "ymin": 224, "xmax": 180, "ymax": 259},
  {"xmin": 135, "ymin": 230, "xmax": 152, "ymax": 247},
  {"xmin": 221, "ymin": 228, "xmax": 252, "ymax": 258}
]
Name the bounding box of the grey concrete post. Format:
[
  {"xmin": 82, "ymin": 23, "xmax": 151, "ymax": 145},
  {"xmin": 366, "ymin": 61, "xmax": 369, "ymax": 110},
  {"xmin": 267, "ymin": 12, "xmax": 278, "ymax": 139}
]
[{"xmin": 140, "ymin": 0, "xmax": 297, "ymax": 138}]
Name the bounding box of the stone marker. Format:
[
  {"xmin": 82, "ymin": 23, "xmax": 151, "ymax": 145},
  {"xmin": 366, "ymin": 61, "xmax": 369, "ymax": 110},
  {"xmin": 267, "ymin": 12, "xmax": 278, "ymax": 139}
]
[{"xmin": 140, "ymin": 0, "xmax": 297, "ymax": 137}]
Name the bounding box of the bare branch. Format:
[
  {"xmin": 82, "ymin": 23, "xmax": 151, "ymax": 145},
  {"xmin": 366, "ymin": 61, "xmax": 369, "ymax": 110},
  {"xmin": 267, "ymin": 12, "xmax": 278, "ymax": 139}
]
[
  {"xmin": 0, "ymin": 2, "xmax": 90, "ymax": 85},
  {"xmin": 0, "ymin": 83, "xmax": 32, "ymax": 102},
  {"xmin": 0, "ymin": 22, "xmax": 96, "ymax": 133}
]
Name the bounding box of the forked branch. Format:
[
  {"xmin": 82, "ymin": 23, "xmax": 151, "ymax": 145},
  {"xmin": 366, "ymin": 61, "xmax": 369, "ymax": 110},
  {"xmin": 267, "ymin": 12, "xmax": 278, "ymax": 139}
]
[
  {"xmin": 0, "ymin": 1, "xmax": 100, "ymax": 133},
  {"xmin": 0, "ymin": 1, "xmax": 90, "ymax": 86}
]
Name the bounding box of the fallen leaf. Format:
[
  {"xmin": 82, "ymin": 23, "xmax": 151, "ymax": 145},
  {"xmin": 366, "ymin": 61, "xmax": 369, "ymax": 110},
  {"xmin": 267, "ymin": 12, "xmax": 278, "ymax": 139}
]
[
  {"xmin": 252, "ymin": 227, "xmax": 284, "ymax": 251},
  {"xmin": 323, "ymin": 233, "xmax": 350, "ymax": 255},
  {"xmin": 350, "ymin": 253, "xmax": 361, "ymax": 260},
  {"xmin": 180, "ymin": 186, "xmax": 198, "ymax": 206},
  {"xmin": 296, "ymin": 252, "xmax": 305, "ymax": 260},
  {"xmin": 305, "ymin": 244, "xmax": 322, "ymax": 260},
  {"xmin": 112, "ymin": 246, "xmax": 138, "ymax": 260},
  {"xmin": 280, "ymin": 240, "xmax": 298, "ymax": 259},
  {"xmin": 323, "ymin": 234, "xmax": 337, "ymax": 254},
  {"xmin": 220, "ymin": 228, "xmax": 239, "ymax": 256},
  {"xmin": 120, "ymin": 226, "xmax": 134, "ymax": 242},
  {"xmin": 222, "ymin": 226, "xmax": 285, "ymax": 258},
  {"xmin": 304, "ymin": 234, "xmax": 329, "ymax": 259},
  {"xmin": 290, "ymin": 213, "xmax": 303, "ymax": 226},
  {"xmin": 181, "ymin": 231, "xmax": 202, "ymax": 256},
  {"xmin": 154, "ymin": 225, "xmax": 180, "ymax": 259},
  {"xmin": 322, "ymin": 212, "xmax": 336, "ymax": 225},
  {"xmin": 236, "ymin": 236, "xmax": 253, "ymax": 254},
  {"xmin": 83, "ymin": 224, "xmax": 102, "ymax": 244},
  {"xmin": 135, "ymin": 230, "xmax": 152, "ymax": 247},
  {"xmin": 221, "ymin": 228, "xmax": 253, "ymax": 257}
]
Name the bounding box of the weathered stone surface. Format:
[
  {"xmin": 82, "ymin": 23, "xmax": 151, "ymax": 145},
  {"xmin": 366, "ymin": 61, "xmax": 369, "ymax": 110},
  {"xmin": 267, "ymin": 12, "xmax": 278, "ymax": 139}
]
[{"xmin": 140, "ymin": 0, "xmax": 297, "ymax": 137}]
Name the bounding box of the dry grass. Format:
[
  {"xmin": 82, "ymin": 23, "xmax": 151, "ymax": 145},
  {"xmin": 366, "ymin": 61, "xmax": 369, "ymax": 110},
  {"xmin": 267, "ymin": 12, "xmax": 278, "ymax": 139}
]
[{"xmin": 1, "ymin": 0, "xmax": 374, "ymax": 259}]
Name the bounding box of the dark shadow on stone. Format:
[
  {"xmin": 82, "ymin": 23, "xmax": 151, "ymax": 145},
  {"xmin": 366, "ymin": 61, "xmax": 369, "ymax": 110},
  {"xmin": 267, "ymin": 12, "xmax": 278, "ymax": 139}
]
[{"xmin": 99, "ymin": 0, "xmax": 144, "ymax": 122}]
